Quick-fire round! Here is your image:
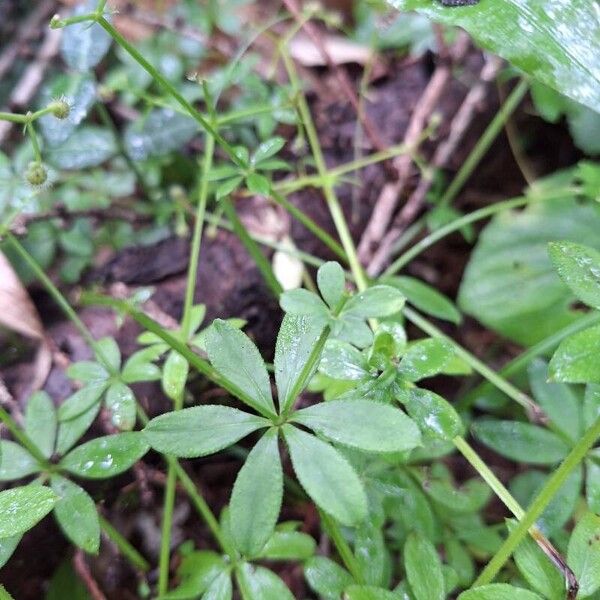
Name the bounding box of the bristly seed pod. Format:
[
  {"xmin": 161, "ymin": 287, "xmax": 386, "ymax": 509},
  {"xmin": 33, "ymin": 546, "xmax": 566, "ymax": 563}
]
[
  {"xmin": 24, "ymin": 161, "xmax": 48, "ymax": 188},
  {"xmin": 48, "ymin": 97, "xmax": 71, "ymax": 120}
]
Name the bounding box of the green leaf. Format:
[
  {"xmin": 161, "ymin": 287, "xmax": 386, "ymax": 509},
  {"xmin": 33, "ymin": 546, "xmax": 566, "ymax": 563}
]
[
  {"xmin": 51, "ymin": 475, "xmax": 99, "ymax": 554},
  {"xmin": 402, "ymin": 388, "xmax": 464, "ymax": 441},
  {"xmin": 47, "ymin": 127, "xmax": 117, "ymax": 170},
  {"xmin": 205, "ymin": 319, "xmax": 276, "ymax": 417},
  {"xmin": 342, "ymin": 285, "xmax": 405, "ymax": 319},
  {"xmin": 165, "ymin": 550, "xmax": 228, "ymax": 599},
  {"xmin": 58, "ymin": 382, "xmax": 107, "ymax": 422},
  {"xmin": 549, "ymin": 241, "xmax": 600, "ymax": 310},
  {"xmin": 567, "ymin": 512, "xmax": 600, "ymax": 598},
  {"xmin": 472, "ymin": 420, "xmax": 569, "ymax": 465},
  {"xmin": 124, "ymin": 108, "xmax": 198, "ymax": 160},
  {"xmin": 121, "ymin": 355, "xmax": 161, "ymax": 384},
  {"xmin": 216, "ymin": 176, "xmax": 243, "ymax": 200},
  {"xmin": 549, "ymin": 325, "xmax": 600, "ymax": 383},
  {"xmin": 60, "ymin": 0, "xmax": 112, "ymax": 71},
  {"xmin": 527, "ymin": 359, "xmax": 581, "ymax": 442},
  {"xmin": 0, "ymin": 441, "xmax": 40, "ymax": 481},
  {"xmin": 236, "ymin": 563, "xmax": 294, "ymax": 600},
  {"xmin": 230, "ymin": 429, "xmax": 283, "ymax": 557},
  {"xmin": 274, "ymin": 314, "xmax": 325, "ymax": 414},
  {"xmin": 586, "ymin": 454, "xmax": 600, "ymax": 512},
  {"xmin": 292, "ymin": 399, "xmax": 421, "ymax": 453},
  {"xmin": 304, "ymin": 556, "xmax": 353, "ymax": 600},
  {"xmin": 398, "ymin": 338, "xmax": 453, "ymax": 382},
  {"xmin": 345, "ymin": 586, "xmax": 401, "ymax": 600},
  {"xmin": 143, "ymin": 405, "xmax": 268, "ymax": 457},
  {"xmin": 458, "ymin": 194, "xmax": 600, "ymax": 345},
  {"xmin": 317, "ymin": 262, "xmax": 346, "ymax": 309},
  {"xmin": 404, "ymin": 531, "xmax": 444, "ymax": 600},
  {"xmin": 0, "ymin": 535, "xmax": 21, "ymax": 569},
  {"xmin": 0, "ymin": 485, "xmax": 57, "ymax": 538},
  {"xmin": 354, "ymin": 522, "xmax": 387, "ymax": 587},
  {"xmin": 319, "ymin": 340, "xmax": 369, "ymax": 381},
  {"xmin": 458, "ymin": 584, "xmax": 543, "ymax": 600},
  {"xmin": 59, "ymin": 432, "xmax": 149, "ymax": 479},
  {"xmin": 252, "ymin": 137, "xmax": 285, "ymax": 164},
  {"xmin": 280, "ymin": 288, "xmax": 330, "ymax": 318},
  {"xmin": 105, "ymin": 382, "xmax": 136, "ymax": 431},
  {"xmin": 384, "ymin": 276, "xmax": 461, "ymax": 324},
  {"xmin": 583, "ymin": 384, "xmax": 600, "ymax": 429},
  {"xmin": 202, "ymin": 571, "xmax": 232, "ymax": 600},
  {"xmin": 25, "ymin": 391, "xmax": 57, "ymax": 459},
  {"xmin": 385, "ymin": 0, "xmax": 600, "ymax": 113},
  {"xmin": 95, "ymin": 337, "xmax": 121, "ymax": 371},
  {"xmin": 66, "ymin": 361, "xmax": 109, "ymax": 383},
  {"xmin": 509, "ymin": 520, "xmax": 564, "ymax": 600},
  {"xmin": 245, "ymin": 173, "xmax": 271, "ymax": 195},
  {"xmin": 283, "ymin": 425, "xmax": 367, "ymax": 526},
  {"xmin": 257, "ymin": 530, "xmax": 316, "ymax": 561},
  {"xmin": 162, "ymin": 350, "xmax": 189, "ymax": 402},
  {"xmin": 55, "ymin": 402, "xmax": 101, "ymax": 456}
]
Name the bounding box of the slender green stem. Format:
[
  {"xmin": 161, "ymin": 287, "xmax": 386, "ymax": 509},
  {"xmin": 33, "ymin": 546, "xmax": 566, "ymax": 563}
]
[
  {"xmin": 0, "ymin": 407, "xmax": 48, "ymax": 465},
  {"xmin": 0, "ymin": 112, "xmax": 29, "ymax": 123},
  {"xmin": 99, "ymin": 515, "xmax": 150, "ymax": 572},
  {"xmin": 158, "ymin": 463, "xmax": 177, "ymax": 595},
  {"xmin": 438, "ymin": 79, "xmax": 529, "ymax": 208},
  {"xmin": 475, "ymin": 415, "xmax": 600, "ymax": 586},
  {"xmin": 221, "ymin": 198, "xmax": 283, "ymax": 297},
  {"xmin": 26, "ymin": 123, "xmax": 42, "ymax": 163},
  {"xmin": 403, "ymin": 307, "xmax": 542, "ymax": 419},
  {"xmin": 51, "ymin": 12, "xmax": 98, "ymax": 28},
  {"xmin": 320, "ymin": 511, "xmax": 365, "ymax": 584}
]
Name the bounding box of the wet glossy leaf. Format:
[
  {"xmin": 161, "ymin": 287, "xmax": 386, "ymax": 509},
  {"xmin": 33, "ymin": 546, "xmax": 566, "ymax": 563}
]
[
  {"xmin": 402, "ymin": 388, "xmax": 464, "ymax": 441},
  {"xmin": 25, "ymin": 391, "xmax": 57, "ymax": 459},
  {"xmin": 0, "ymin": 485, "xmax": 57, "ymax": 538},
  {"xmin": 283, "ymin": 425, "xmax": 367, "ymax": 525},
  {"xmin": 47, "ymin": 127, "xmax": 117, "ymax": 170},
  {"xmin": 51, "ymin": 475, "xmax": 99, "ymax": 554},
  {"xmin": 317, "ymin": 261, "xmax": 346, "ymax": 309},
  {"xmin": 105, "ymin": 382, "xmax": 136, "ymax": 431},
  {"xmin": 354, "ymin": 522, "xmax": 387, "ymax": 587},
  {"xmin": 274, "ymin": 314, "xmax": 324, "ymax": 414},
  {"xmin": 58, "ymin": 382, "xmax": 107, "ymax": 422},
  {"xmin": 549, "ymin": 241, "xmax": 600, "ymax": 310},
  {"xmin": 319, "ymin": 340, "xmax": 369, "ymax": 381},
  {"xmin": 386, "ymin": 0, "xmax": 600, "ymax": 113},
  {"xmin": 257, "ymin": 530, "xmax": 316, "ymax": 561},
  {"xmin": 458, "ymin": 584, "xmax": 543, "ymax": 600},
  {"xmin": 398, "ymin": 338, "xmax": 453, "ymax": 382},
  {"xmin": 60, "ymin": 432, "xmax": 149, "ymax": 479},
  {"xmin": 0, "ymin": 535, "xmax": 21, "ymax": 569},
  {"xmin": 236, "ymin": 563, "xmax": 294, "ymax": 600},
  {"xmin": 55, "ymin": 401, "xmax": 101, "ymax": 457},
  {"xmin": 143, "ymin": 405, "xmax": 268, "ymax": 457},
  {"xmin": 230, "ymin": 430, "xmax": 283, "ymax": 557},
  {"xmin": 0, "ymin": 441, "xmax": 40, "ymax": 481},
  {"xmin": 280, "ymin": 288, "xmax": 330, "ymax": 318},
  {"xmin": 567, "ymin": 512, "xmax": 600, "ymax": 598},
  {"xmin": 161, "ymin": 350, "xmax": 189, "ymax": 402},
  {"xmin": 404, "ymin": 531, "xmax": 444, "ymax": 600},
  {"xmin": 292, "ymin": 399, "xmax": 421, "ymax": 453},
  {"xmin": 342, "ymin": 285, "xmax": 405, "ymax": 319},
  {"xmin": 304, "ymin": 556, "xmax": 353, "ymax": 600},
  {"xmin": 549, "ymin": 325, "xmax": 600, "ymax": 383},
  {"xmin": 205, "ymin": 319, "xmax": 275, "ymax": 417},
  {"xmin": 472, "ymin": 420, "xmax": 570, "ymax": 464}
]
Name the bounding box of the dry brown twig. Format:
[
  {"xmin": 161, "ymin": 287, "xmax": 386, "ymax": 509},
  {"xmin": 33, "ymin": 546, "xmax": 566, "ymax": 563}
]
[{"xmin": 73, "ymin": 550, "xmax": 107, "ymax": 600}]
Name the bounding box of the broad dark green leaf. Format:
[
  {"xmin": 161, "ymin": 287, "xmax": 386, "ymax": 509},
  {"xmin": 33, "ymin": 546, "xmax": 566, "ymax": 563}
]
[
  {"xmin": 342, "ymin": 285, "xmax": 405, "ymax": 319},
  {"xmin": 274, "ymin": 314, "xmax": 324, "ymax": 414},
  {"xmin": 304, "ymin": 556, "xmax": 353, "ymax": 600},
  {"xmin": 55, "ymin": 401, "xmax": 101, "ymax": 456},
  {"xmin": 567, "ymin": 512, "xmax": 600, "ymax": 598},
  {"xmin": 549, "ymin": 241, "xmax": 600, "ymax": 310},
  {"xmin": 47, "ymin": 127, "xmax": 117, "ymax": 170},
  {"xmin": 143, "ymin": 405, "xmax": 268, "ymax": 457},
  {"xmin": 0, "ymin": 441, "xmax": 40, "ymax": 481},
  {"xmin": 60, "ymin": 432, "xmax": 149, "ymax": 479},
  {"xmin": 398, "ymin": 338, "xmax": 453, "ymax": 382},
  {"xmin": 161, "ymin": 350, "xmax": 189, "ymax": 402},
  {"xmin": 283, "ymin": 425, "xmax": 367, "ymax": 526},
  {"xmin": 317, "ymin": 262, "xmax": 346, "ymax": 308},
  {"xmin": 472, "ymin": 420, "xmax": 570, "ymax": 464},
  {"xmin": 58, "ymin": 382, "xmax": 107, "ymax": 422},
  {"xmin": 230, "ymin": 430, "xmax": 283, "ymax": 557},
  {"xmin": 51, "ymin": 475, "xmax": 99, "ymax": 554},
  {"xmin": 205, "ymin": 319, "xmax": 276, "ymax": 417},
  {"xmin": 404, "ymin": 531, "xmax": 444, "ymax": 600},
  {"xmin": 105, "ymin": 382, "xmax": 136, "ymax": 431},
  {"xmin": 458, "ymin": 195, "xmax": 600, "ymax": 346},
  {"xmin": 458, "ymin": 584, "xmax": 543, "ymax": 600},
  {"xmin": 402, "ymin": 388, "xmax": 464, "ymax": 441},
  {"xmin": 292, "ymin": 399, "xmax": 421, "ymax": 453},
  {"xmin": 257, "ymin": 530, "xmax": 316, "ymax": 561},
  {"xmin": 319, "ymin": 340, "xmax": 369, "ymax": 381},
  {"xmin": 384, "ymin": 276, "xmax": 461, "ymax": 324},
  {"xmin": 0, "ymin": 485, "xmax": 57, "ymax": 538},
  {"xmin": 549, "ymin": 325, "xmax": 600, "ymax": 383},
  {"xmin": 25, "ymin": 391, "xmax": 57, "ymax": 459},
  {"xmin": 386, "ymin": 0, "xmax": 600, "ymax": 113},
  {"xmin": 236, "ymin": 563, "xmax": 294, "ymax": 600}
]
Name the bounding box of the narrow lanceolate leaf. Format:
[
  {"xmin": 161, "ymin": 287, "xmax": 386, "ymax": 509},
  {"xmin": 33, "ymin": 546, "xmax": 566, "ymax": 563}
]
[
  {"xmin": 317, "ymin": 262, "xmax": 346, "ymax": 309},
  {"xmin": 24, "ymin": 391, "xmax": 57, "ymax": 459},
  {"xmin": 549, "ymin": 325, "xmax": 600, "ymax": 383},
  {"xmin": 205, "ymin": 319, "xmax": 276, "ymax": 417},
  {"xmin": 0, "ymin": 485, "xmax": 57, "ymax": 538},
  {"xmin": 59, "ymin": 432, "xmax": 149, "ymax": 479},
  {"xmin": 345, "ymin": 586, "xmax": 403, "ymax": 600},
  {"xmin": 161, "ymin": 350, "xmax": 189, "ymax": 402},
  {"xmin": 283, "ymin": 425, "xmax": 367, "ymax": 526},
  {"xmin": 458, "ymin": 584, "xmax": 544, "ymax": 600},
  {"xmin": 402, "ymin": 388, "xmax": 464, "ymax": 441},
  {"xmin": 143, "ymin": 406, "xmax": 268, "ymax": 458},
  {"xmin": 105, "ymin": 382, "xmax": 136, "ymax": 431},
  {"xmin": 292, "ymin": 399, "xmax": 421, "ymax": 453},
  {"xmin": 342, "ymin": 285, "xmax": 405, "ymax": 319},
  {"xmin": 385, "ymin": 0, "xmax": 600, "ymax": 113},
  {"xmin": 274, "ymin": 314, "xmax": 325, "ymax": 414},
  {"xmin": 548, "ymin": 242, "xmax": 600, "ymax": 310},
  {"xmin": 304, "ymin": 556, "xmax": 353, "ymax": 600},
  {"xmin": 202, "ymin": 571, "xmax": 232, "ymax": 600},
  {"xmin": 230, "ymin": 430, "xmax": 283, "ymax": 557},
  {"xmin": 0, "ymin": 535, "xmax": 21, "ymax": 569},
  {"xmin": 51, "ymin": 475, "xmax": 100, "ymax": 554},
  {"xmin": 404, "ymin": 532, "xmax": 445, "ymax": 600},
  {"xmin": 55, "ymin": 402, "xmax": 101, "ymax": 457},
  {"xmin": 235, "ymin": 563, "xmax": 294, "ymax": 600},
  {"xmin": 0, "ymin": 441, "xmax": 41, "ymax": 481},
  {"xmin": 58, "ymin": 382, "xmax": 107, "ymax": 422},
  {"xmin": 567, "ymin": 512, "xmax": 600, "ymax": 598},
  {"xmin": 472, "ymin": 420, "xmax": 570, "ymax": 465},
  {"xmin": 257, "ymin": 531, "xmax": 316, "ymax": 561},
  {"xmin": 280, "ymin": 288, "xmax": 330, "ymax": 318},
  {"xmin": 398, "ymin": 338, "xmax": 453, "ymax": 382}
]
